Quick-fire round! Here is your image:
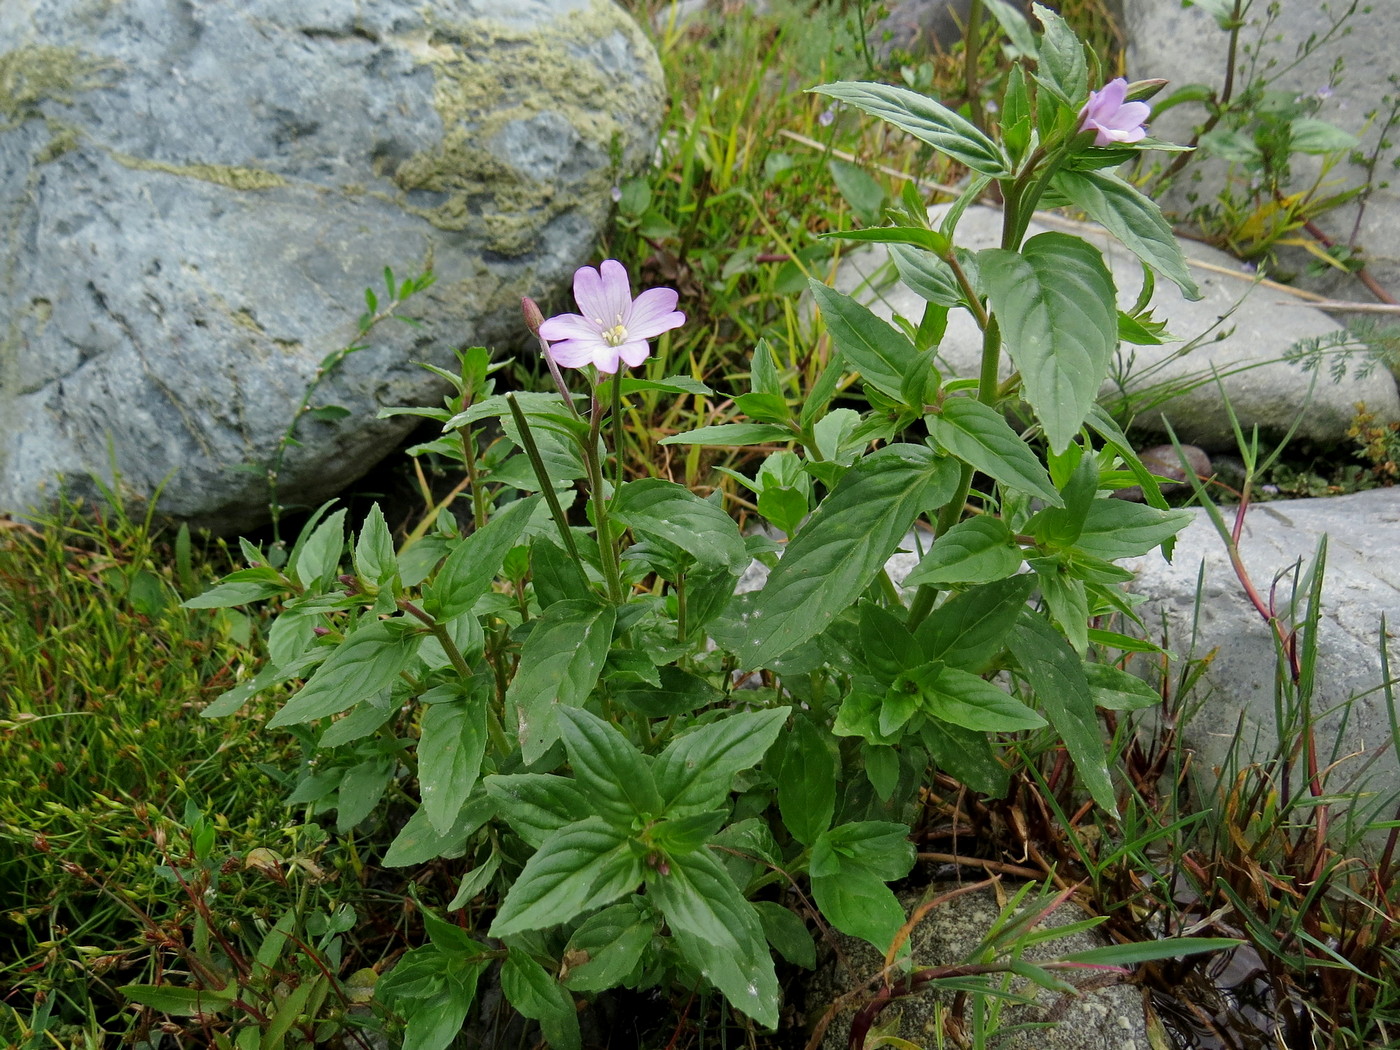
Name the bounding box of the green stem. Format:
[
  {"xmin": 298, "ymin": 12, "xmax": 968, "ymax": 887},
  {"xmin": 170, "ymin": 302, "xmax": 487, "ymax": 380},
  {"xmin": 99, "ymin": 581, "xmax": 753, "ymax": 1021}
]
[
  {"xmin": 586, "ymin": 392, "xmax": 626, "ymax": 604},
  {"xmin": 963, "ymin": 0, "xmax": 986, "ymax": 130},
  {"xmin": 458, "ymin": 424, "xmax": 489, "ymax": 531},
  {"xmin": 398, "ymin": 599, "xmax": 473, "ymax": 680},
  {"xmin": 505, "ymin": 393, "xmax": 581, "ymax": 564},
  {"xmin": 611, "ymin": 369, "xmax": 625, "ymax": 492}
]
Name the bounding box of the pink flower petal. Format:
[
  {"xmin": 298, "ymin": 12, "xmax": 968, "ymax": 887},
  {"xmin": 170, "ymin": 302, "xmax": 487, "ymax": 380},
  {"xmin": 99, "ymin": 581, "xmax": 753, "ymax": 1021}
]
[
  {"xmin": 593, "ymin": 345, "xmax": 626, "ymax": 374},
  {"xmin": 570, "ymin": 265, "xmax": 610, "ymax": 325},
  {"xmin": 616, "ymin": 340, "xmax": 652, "ymax": 369},
  {"xmin": 625, "ymin": 287, "xmax": 685, "ymax": 339},
  {"xmin": 547, "ymin": 337, "xmax": 608, "ymax": 369},
  {"xmin": 1095, "ymin": 77, "xmax": 1127, "ymax": 111},
  {"xmin": 1115, "ymin": 101, "xmax": 1151, "ymax": 130},
  {"xmin": 538, "ymin": 312, "xmax": 602, "ymax": 341}
]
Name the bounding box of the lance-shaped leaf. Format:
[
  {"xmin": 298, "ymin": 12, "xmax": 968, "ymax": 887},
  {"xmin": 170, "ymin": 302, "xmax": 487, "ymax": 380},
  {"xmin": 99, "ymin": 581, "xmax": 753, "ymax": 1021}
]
[
  {"xmin": 1031, "ymin": 2, "xmax": 1088, "ymax": 103},
  {"xmin": 925, "ymin": 398, "xmax": 1061, "ymax": 506},
  {"xmin": 654, "ymin": 707, "xmax": 790, "ymax": 815},
  {"xmin": 490, "ymin": 817, "xmax": 643, "ymax": 937},
  {"xmin": 812, "ymin": 81, "xmax": 1011, "ymax": 176},
  {"xmin": 558, "ymin": 707, "xmax": 663, "ymax": 827},
  {"xmin": 563, "ymin": 900, "xmax": 657, "ymax": 992},
  {"xmin": 612, "ymin": 479, "xmax": 749, "ymax": 576},
  {"xmin": 736, "ymin": 445, "xmax": 959, "ymax": 669},
  {"xmin": 419, "ymin": 694, "xmax": 489, "ymax": 836},
  {"xmin": 423, "ymin": 495, "xmax": 542, "ymax": 622},
  {"xmin": 502, "ymin": 949, "xmax": 580, "ymax": 1050},
  {"xmin": 979, "ymin": 233, "xmax": 1117, "ymax": 454},
  {"xmin": 809, "ymin": 280, "xmax": 920, "ymax": 403},
  {"xmin": 1053, "ymin": 169, "xmax": 1201, "ymax": 300},
  {"xmin": 910, "ymin": 664, "xmax": 1046, "ymax": 731},
  {"xmin": 904, "ymin": 516, "xmax": 1024, "ymax": 587},
  {"xmin": 1012, "ymin": 612, "xmax": 1116, "ymax": 815},
  {"xmin": 659, "ymin": 422, "xmax": 794, "ymax": 447},
  {"xmin": 484, "ymin": 774, "xmax": 591, "ymax": 849},
  {"xmin": 508, "ymin": 601, "xmax": 616, "ymax": 764},
  {"xmin": 268, "ymin": 620, "xmax": 421, "ymax": 727},
  {"xmin": 649, "ymin": 848, "xmax": 780, "ymax": 1028},
  {"xmin": 1072, "ymin": 499, "xmax": 1193, "ymax": 560}
]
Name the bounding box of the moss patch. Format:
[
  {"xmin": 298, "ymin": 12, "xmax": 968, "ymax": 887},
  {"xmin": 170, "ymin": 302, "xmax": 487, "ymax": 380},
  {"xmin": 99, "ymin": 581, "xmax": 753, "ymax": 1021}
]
[
  {"xmin": 392, "ymin": 0, "xmax": 660, "ymax": 254},
  {"xmin": 0, "ymin": 45, "xmax": 115, "ymax": 128},
  {"xmin": 109, "ymin": 152, "xmax": 288, "ymax": 190}
]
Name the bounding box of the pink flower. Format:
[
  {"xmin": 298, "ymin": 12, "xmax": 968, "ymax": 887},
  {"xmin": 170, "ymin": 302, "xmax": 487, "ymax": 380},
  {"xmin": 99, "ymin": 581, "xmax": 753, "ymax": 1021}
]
[
  {"xmin": 537, "ymin": 260, "xmax": 685, "ymax": 374},
  {"xmin": 1078, "ymin": 78, "xmax": 1150, "ymax": 147}
]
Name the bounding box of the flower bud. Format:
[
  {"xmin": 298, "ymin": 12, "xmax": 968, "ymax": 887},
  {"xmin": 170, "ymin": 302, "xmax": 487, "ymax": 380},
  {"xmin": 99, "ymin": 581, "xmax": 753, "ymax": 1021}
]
[
  {"xmin": 1124, "ymin": 78, "xmax": 1169, "ymax": 103},
  {"xmin": 521, "ymin": 296, "xmax": 545, "ymax": 336}
]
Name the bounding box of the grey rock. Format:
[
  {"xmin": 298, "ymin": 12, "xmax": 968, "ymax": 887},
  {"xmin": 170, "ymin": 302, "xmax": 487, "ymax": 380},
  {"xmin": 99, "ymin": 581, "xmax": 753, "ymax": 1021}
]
[
  {"xmin": 1123, "ymin": 486, "xmax": 1400, "ymax": 815},
  {"xmin": 1124, "ymin": 0, "xmax": 1400, "ymax": 303},
  {"xmin": 807, "ymin": 883, "xmax": 1150, "ymax": 1050},
  {"xmin": 830, "ymin": 203, "xmax": 1400, "ymax": 448},
  {"xmin": 0, "ymin": 0, "xmax": 664, "ymax": 532}
]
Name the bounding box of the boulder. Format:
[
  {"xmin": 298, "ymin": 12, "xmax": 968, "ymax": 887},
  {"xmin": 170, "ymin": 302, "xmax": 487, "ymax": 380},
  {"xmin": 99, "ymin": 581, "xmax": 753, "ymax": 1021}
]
[
  {"xmin": 1123, "ymin": 486, "xmax": 1400, "ymax": 814},
  {"xmin": 1124, "ymin": 0, "xmax": 1400, "ymax": 304},
  {"xmin": 805, "ymin": 883, "xmax": 1151, "ymax": 1050},
  {"xmin": 0, "ymin": 0, "xmax": 664, "ymax": 533},
  {"xmin": 830, "ymin": 203, "xmax": 1400, "ymax": 448}
]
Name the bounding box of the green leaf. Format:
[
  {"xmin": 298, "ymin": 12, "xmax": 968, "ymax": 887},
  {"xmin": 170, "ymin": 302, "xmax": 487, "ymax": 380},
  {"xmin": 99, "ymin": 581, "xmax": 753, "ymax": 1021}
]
[
  {"xmin": 649, "ymin": 848, "xmax": 779, "ymax": 1028},
  {"xmin": 812, "ymin": 82, "xmax": 1011, "ymax": 176},
  {"xmin": 655, "ymin": 707, "xmax": 790, "ymax": 815},
  {"xmin": 811, "ymin": 868, "xmax": 906, "ymax": 954},
  {"xmin": 808, "ymin": 822, "xmax": 915, "ymax": 953},
  {"xmin": 490, "ymin": 817, "xmax": 644, "ymax": 937},
  {"xmin": 659, "ymin": 422, "xmax": 794, "ymax": 447},
  {"xmin": 925, "ymin": 398, "xmax": 1061, "ymax": 505},
  {"xmin": 775, "ymin": 715, "xmax": 837, "ymax": 846},
  {"xmin": 336, "ymin": 756, "xmax": 394, "ymax": 831},
  {"xmin": 888, "ymin": 244, "xmax": 965, "ymax": 307},
  {"xmin": 1012, "ymin": 613, "xmax": 1116, "ymax": 815},
  {"xmin": 825, "ymin": 225, "xmax": 950, "ymax": 255},
  {"xmin": 908, "ymin": 664, "xmax": 1047, "ymax": 731},
  {"xmin": 563, "ymin": 900, "xmax": 656, "ymax": 991},
  {"xmin": 617, "ymin": 375, "xmax": 713, "ymax": 397},
  {"xmin": 753, "ymin": 901, "xmax": 816, "ymax": 968},
  {"xmin": 1031, "ymin": 2, "xmax": 1087, "ymax": 103},
  {"xmin": 293, "ymin": 508, "xmax": 347, "ymax": 590},
  {"xmin": 736, "ymin": 444, "xmax": 959, "ymax": 669},
  {"xmin": 984, "ymin": 0, "xmax": 1037, "ymax": 55},
  {"xmin": 354, "ymin": 504, "xmax": 398, "ymax": 586},
  {"xmin": 1085, "ymin": 661, "xmax": 1160, "ymax": 711},
  {"xmin": 1289, "ymin": 118, "xmax": 1357, "ymax": 155},
  {"xmin": 1052, "ymin": 169, "xmax": 1201, "ymax": 300},
  {"xmin": 903, "ymin": 516, "xmax": 1024, "ymax": 587},
  {"xmin": 558, "ymin": 707, "xmax": 663, "ymax": 827},
  {"xmin": 484, "ymin": 774, "xmax": 591, "ymax": 850},
  {"xmin": 828, "ymin": 158, "xmax": 887, "ymax": 224},
  {"xmin": 979, "ymin": 233, "xmax": 1117, "ymax": 454},
  {"xmin": 501, "ymin": 949, "xmax": 580, "ymax": 1050},
  {"xmin": 182, "ymin": 567, "xmax": 288, "ymax": 609},
  {"xmin": 916, "ymin": 573, "xmax": 1037, "ymax": 673},
  {"xmin": 419, "ymin": 696, "xmax": 489, "ymax": 836},
  {"xmin": 423, "ymin": 496, "xmax": 541, "ymax": 622},
  {"xmin": 1061, "ymin": 937, "xmax": 1240, "ymax": 966},
  {"xmin": 267, "ymin": 620, "xmax": 422, "ymax": 727},
  {"xmin": 120, "ymin": 983, "xmax": 235, "ymax": 1016},
  {"xmin": 809, "ymin": 280, "xmax": 920, "ymax": 403},
  {"xmin": 811, "ymin": 821, "xmax": 916, "ymax": 882},
  {"xmin": 507, "ymin": 600, "xmax": 616, "ymax": 764},
  {"xmin": 612, "ymin": 479, "xmax": 749, "ymax": 575},
  {"xmin": 1072, "ymin": 500, "xmax": 1193, "ymax": 560},
  {"xmin": 382, "ymin": 794, "xmax": 493, "ymax": 867},
  {"xmin": 921, "ymin": 719, "xmax": 1010, "ymax": 797}
]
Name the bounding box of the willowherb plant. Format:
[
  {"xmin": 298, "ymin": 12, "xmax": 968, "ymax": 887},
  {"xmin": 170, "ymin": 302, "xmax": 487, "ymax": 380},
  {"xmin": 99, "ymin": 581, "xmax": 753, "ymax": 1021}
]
[{"xmin": 183, "ymin": 5, "xmax": 1232, "ymax": 1045}]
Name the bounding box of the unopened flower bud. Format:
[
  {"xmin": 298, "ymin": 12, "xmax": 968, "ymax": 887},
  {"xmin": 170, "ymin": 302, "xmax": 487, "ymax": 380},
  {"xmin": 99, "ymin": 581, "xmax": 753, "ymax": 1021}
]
[
  {"xmin": 1124, "ymin": 78, "xmax": 1169, "ymax": 103},
  {"xmin": 521, "ymin": 296, "xmax": 545, "ymax": 336}
]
